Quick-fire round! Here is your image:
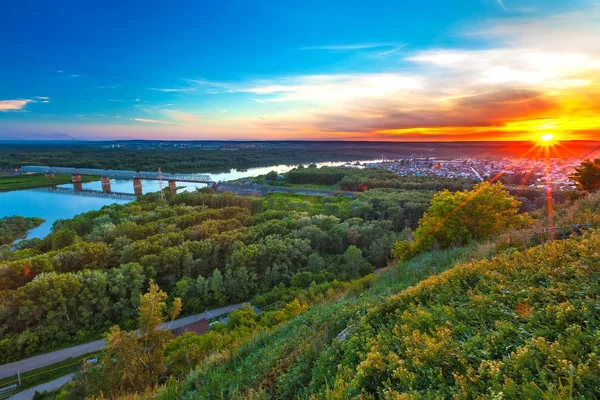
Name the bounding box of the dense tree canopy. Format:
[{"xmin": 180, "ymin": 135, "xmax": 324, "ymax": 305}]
[
  {"xmin": 0, "ymin": 188, "xmax": 416, "ymax": 362},
  {"xmin": 570, "ymin": 158, "xmax": 600, "ymax": 193}
]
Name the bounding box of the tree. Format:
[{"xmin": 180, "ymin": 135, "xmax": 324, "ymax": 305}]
[
  {"xmin": 343, "ymin": 245, "xmax": 363, "ymax": 279},
  {"xmin": 93, "ymin": 281, "xmax": 181, "ymax": 397},
  {"xmin": 306, "ymin": 253, "xmax": 325, "ymax": 273},
  {"xmin": 265, "ymin": 170, "xmax": 279, "ymax": 181},
  {"xmin": 51, "ymin": 228, "xmax": 78, "ymax": 250},
  {"xmin": 570, "ymin": 158, "xmax": 600, "ymax": 192},
  {"xmin": 410, "ymin": 182, "xmax": 532, "ymax": 254},
  {"xmin": 349, "ymin": 199, "xmax": 373, "ymax": 220},
  {"xmin": 207, "ymin": 269, "xmax": 226, "ymax": 306}
]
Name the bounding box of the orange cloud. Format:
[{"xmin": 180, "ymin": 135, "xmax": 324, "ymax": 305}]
[{"xmin": 0, "ymin": 99, "xmax": 33, "ymax": 111}]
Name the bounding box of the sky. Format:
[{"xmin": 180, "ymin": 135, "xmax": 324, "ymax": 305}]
[{"xmin": 1, "ymin": 0, "xmax": 599, "ymax": 141}]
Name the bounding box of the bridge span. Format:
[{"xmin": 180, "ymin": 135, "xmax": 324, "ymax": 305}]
[{"xmin": 20, "ymin": 166, "xmax": 213, "ymax": 195}]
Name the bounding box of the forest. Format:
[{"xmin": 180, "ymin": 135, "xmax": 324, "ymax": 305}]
[{"xmin": 0, "ymin": 180, "xmax": 447, "ymax": 363}]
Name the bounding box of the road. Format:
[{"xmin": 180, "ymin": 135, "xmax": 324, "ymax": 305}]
[
  {"xmin": 9, "ymin": 373, "xmax": 74, "ymax": 400},
  {"xmin": 0, "ymin": 303, "xmax": 245, "ymax": 380}
]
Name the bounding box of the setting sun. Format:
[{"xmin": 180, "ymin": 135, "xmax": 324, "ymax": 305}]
[{"xmin": 540, "ymin": 133, "xmax": 554, "ymax": 142}]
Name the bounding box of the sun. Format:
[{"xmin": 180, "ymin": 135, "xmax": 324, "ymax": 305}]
[{"xmin": 540, "ymin": 133, "xmax": 554, "ymax": 142}]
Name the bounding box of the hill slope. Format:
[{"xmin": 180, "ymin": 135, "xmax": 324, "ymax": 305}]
[{"xmin": 159, "ymin": 229, "xmax": 600, "ymax": 399}]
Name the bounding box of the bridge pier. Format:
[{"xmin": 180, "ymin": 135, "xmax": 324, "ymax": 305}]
[
  {"xmin": 72, "ymin": 174, "xmax": 82, "ymax": 183},
  {"xmin": 133, "ymin": 178, "xmax": 143, "ymax": 196},
  {"xmin": 168, "ymin": 180, "xmax": 177, "ymax": 194},
  {"xmin": 45, "ymin": 173, "xmax": 55, "ymax": 179},
  {"xmin": 101, "ymin": 177, "xmax": 111, "ymax": 193},
  {"xmin": 73, "ymin": 182, "xmax": 83, "ymax": 191}
]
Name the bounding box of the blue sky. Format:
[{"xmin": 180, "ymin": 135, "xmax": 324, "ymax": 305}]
[{"xmin": 1, "ymin": 0, "xmax": 599, "ymax": 140}]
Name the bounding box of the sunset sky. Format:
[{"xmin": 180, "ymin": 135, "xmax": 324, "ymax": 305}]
[{"xmin": 1, "ymin": 0, "xmax": 599, "ymax": 141}]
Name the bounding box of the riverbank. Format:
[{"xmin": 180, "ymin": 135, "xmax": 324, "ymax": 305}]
[
  {"xmin": 0, "ymin": 174, "xmax": 99, "ymax": 192},
  {"xmin": 0, "ymin": 216, "xmax": 45, "ymax": 246}
]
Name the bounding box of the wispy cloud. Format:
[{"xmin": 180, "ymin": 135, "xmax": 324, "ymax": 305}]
[
  {"xmin": 0, "ymin": 99, "xmax": 33, "ymax": 112},
  {"xmin": 217, "ymin": 109, "xmax": 228, "ymax": 114},
  {"xmin": 193, "ymin": 74, "xmax": 422, "ymax": 103},
  {"xmin": 164, "ymin": 110, "xmax": 201, "ymax": 122},
  {"xmin": 96, "ymin": 84, "xmax": 121, "ymax": 89},
  {"xmin": 149, "ymin": 87, "xmax": 195, "ymax": 93},
  {"xmin": 497, "ymin": 0, "xmax": 507, "ymax": 11},
  {"xmin": 134, "ymin": 118, "xmax": 176, "ymax": 125},
  {"xmin": 108, "ymin": 98, "xmax": 145, "ymax": 103},
  {"xmin": 299, "ymin": 42, "xmax": 395, "ymax": 51},
  {"xmin": 370, "ymin": 46, "xmax": 404, "ymax": 58}
]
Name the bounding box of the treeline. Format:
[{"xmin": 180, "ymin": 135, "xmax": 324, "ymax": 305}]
[
  {"xmin": 0, "ymin": 216, "xmax": 44, "ymax": 246},
  {"xmin": 284, "ymin": 166, "xmax": 474, "ymax": 191},
  {"xmin": 0, "ymin": 188, "xmax": 414, "ymax": 362},
  {"xmin": 0, "ymin": 144, "xmax": 380, "ymax": 174}
]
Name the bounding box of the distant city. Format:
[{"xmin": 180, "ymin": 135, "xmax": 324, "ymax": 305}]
[{"xmin": 363, "ymin": 157, "xmax": 581, "ymax": 191}]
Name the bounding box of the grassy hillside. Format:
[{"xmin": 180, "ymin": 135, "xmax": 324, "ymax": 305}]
[{"xmin": 152, "ymin": 227, "xmax": 600, "ymax": 399}]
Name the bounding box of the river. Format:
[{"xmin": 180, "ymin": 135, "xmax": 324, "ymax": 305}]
[{"xmin": 0, "ymin": 160, "xmax": 379, "ymax": 240}]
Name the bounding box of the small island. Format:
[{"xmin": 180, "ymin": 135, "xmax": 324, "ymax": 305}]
[{"xmin": 0, "ymin": 215, "xmax": 45, "ymax": 245}]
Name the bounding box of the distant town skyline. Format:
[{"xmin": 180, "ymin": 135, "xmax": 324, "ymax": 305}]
[{"xmin": 1, "ymin": 0, "xmax": 599, "ymax": 141}]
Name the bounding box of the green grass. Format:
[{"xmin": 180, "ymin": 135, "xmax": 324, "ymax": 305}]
[
  {"xmin": 0, "ymin": 352, "xmax": 97, "ymax": 394},
  {"xmin": 0, "ymin": 174, "xmax": 99, "ymax": 192}
]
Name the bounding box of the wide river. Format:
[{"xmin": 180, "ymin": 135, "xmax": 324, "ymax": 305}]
[{"xmin": 0, "ymin": 160, "xmax": 378, "ymax": 240}]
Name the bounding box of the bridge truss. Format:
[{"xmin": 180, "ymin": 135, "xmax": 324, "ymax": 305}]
[{"xmin": 20, "ymin": 166, "xmax": 213, "ymax": 183}]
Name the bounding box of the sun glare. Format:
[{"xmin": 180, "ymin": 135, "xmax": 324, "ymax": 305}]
[{"xmin": 540, "ymin": 133, "xmax": 554, "ymax": 142}]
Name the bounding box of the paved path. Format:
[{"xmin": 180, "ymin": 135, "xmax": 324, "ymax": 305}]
[
  {"xmin": 9, "ymin": 373, "xmax": 74, "ymax": 400},
  {"xmin": 0, "ymin": 303, "xmax": 245, "ymax": 379}
]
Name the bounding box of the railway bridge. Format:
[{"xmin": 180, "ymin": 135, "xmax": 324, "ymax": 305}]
[{"xmin": 20, "ymin": 166, "xmax": 213, "ymax": 195}]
